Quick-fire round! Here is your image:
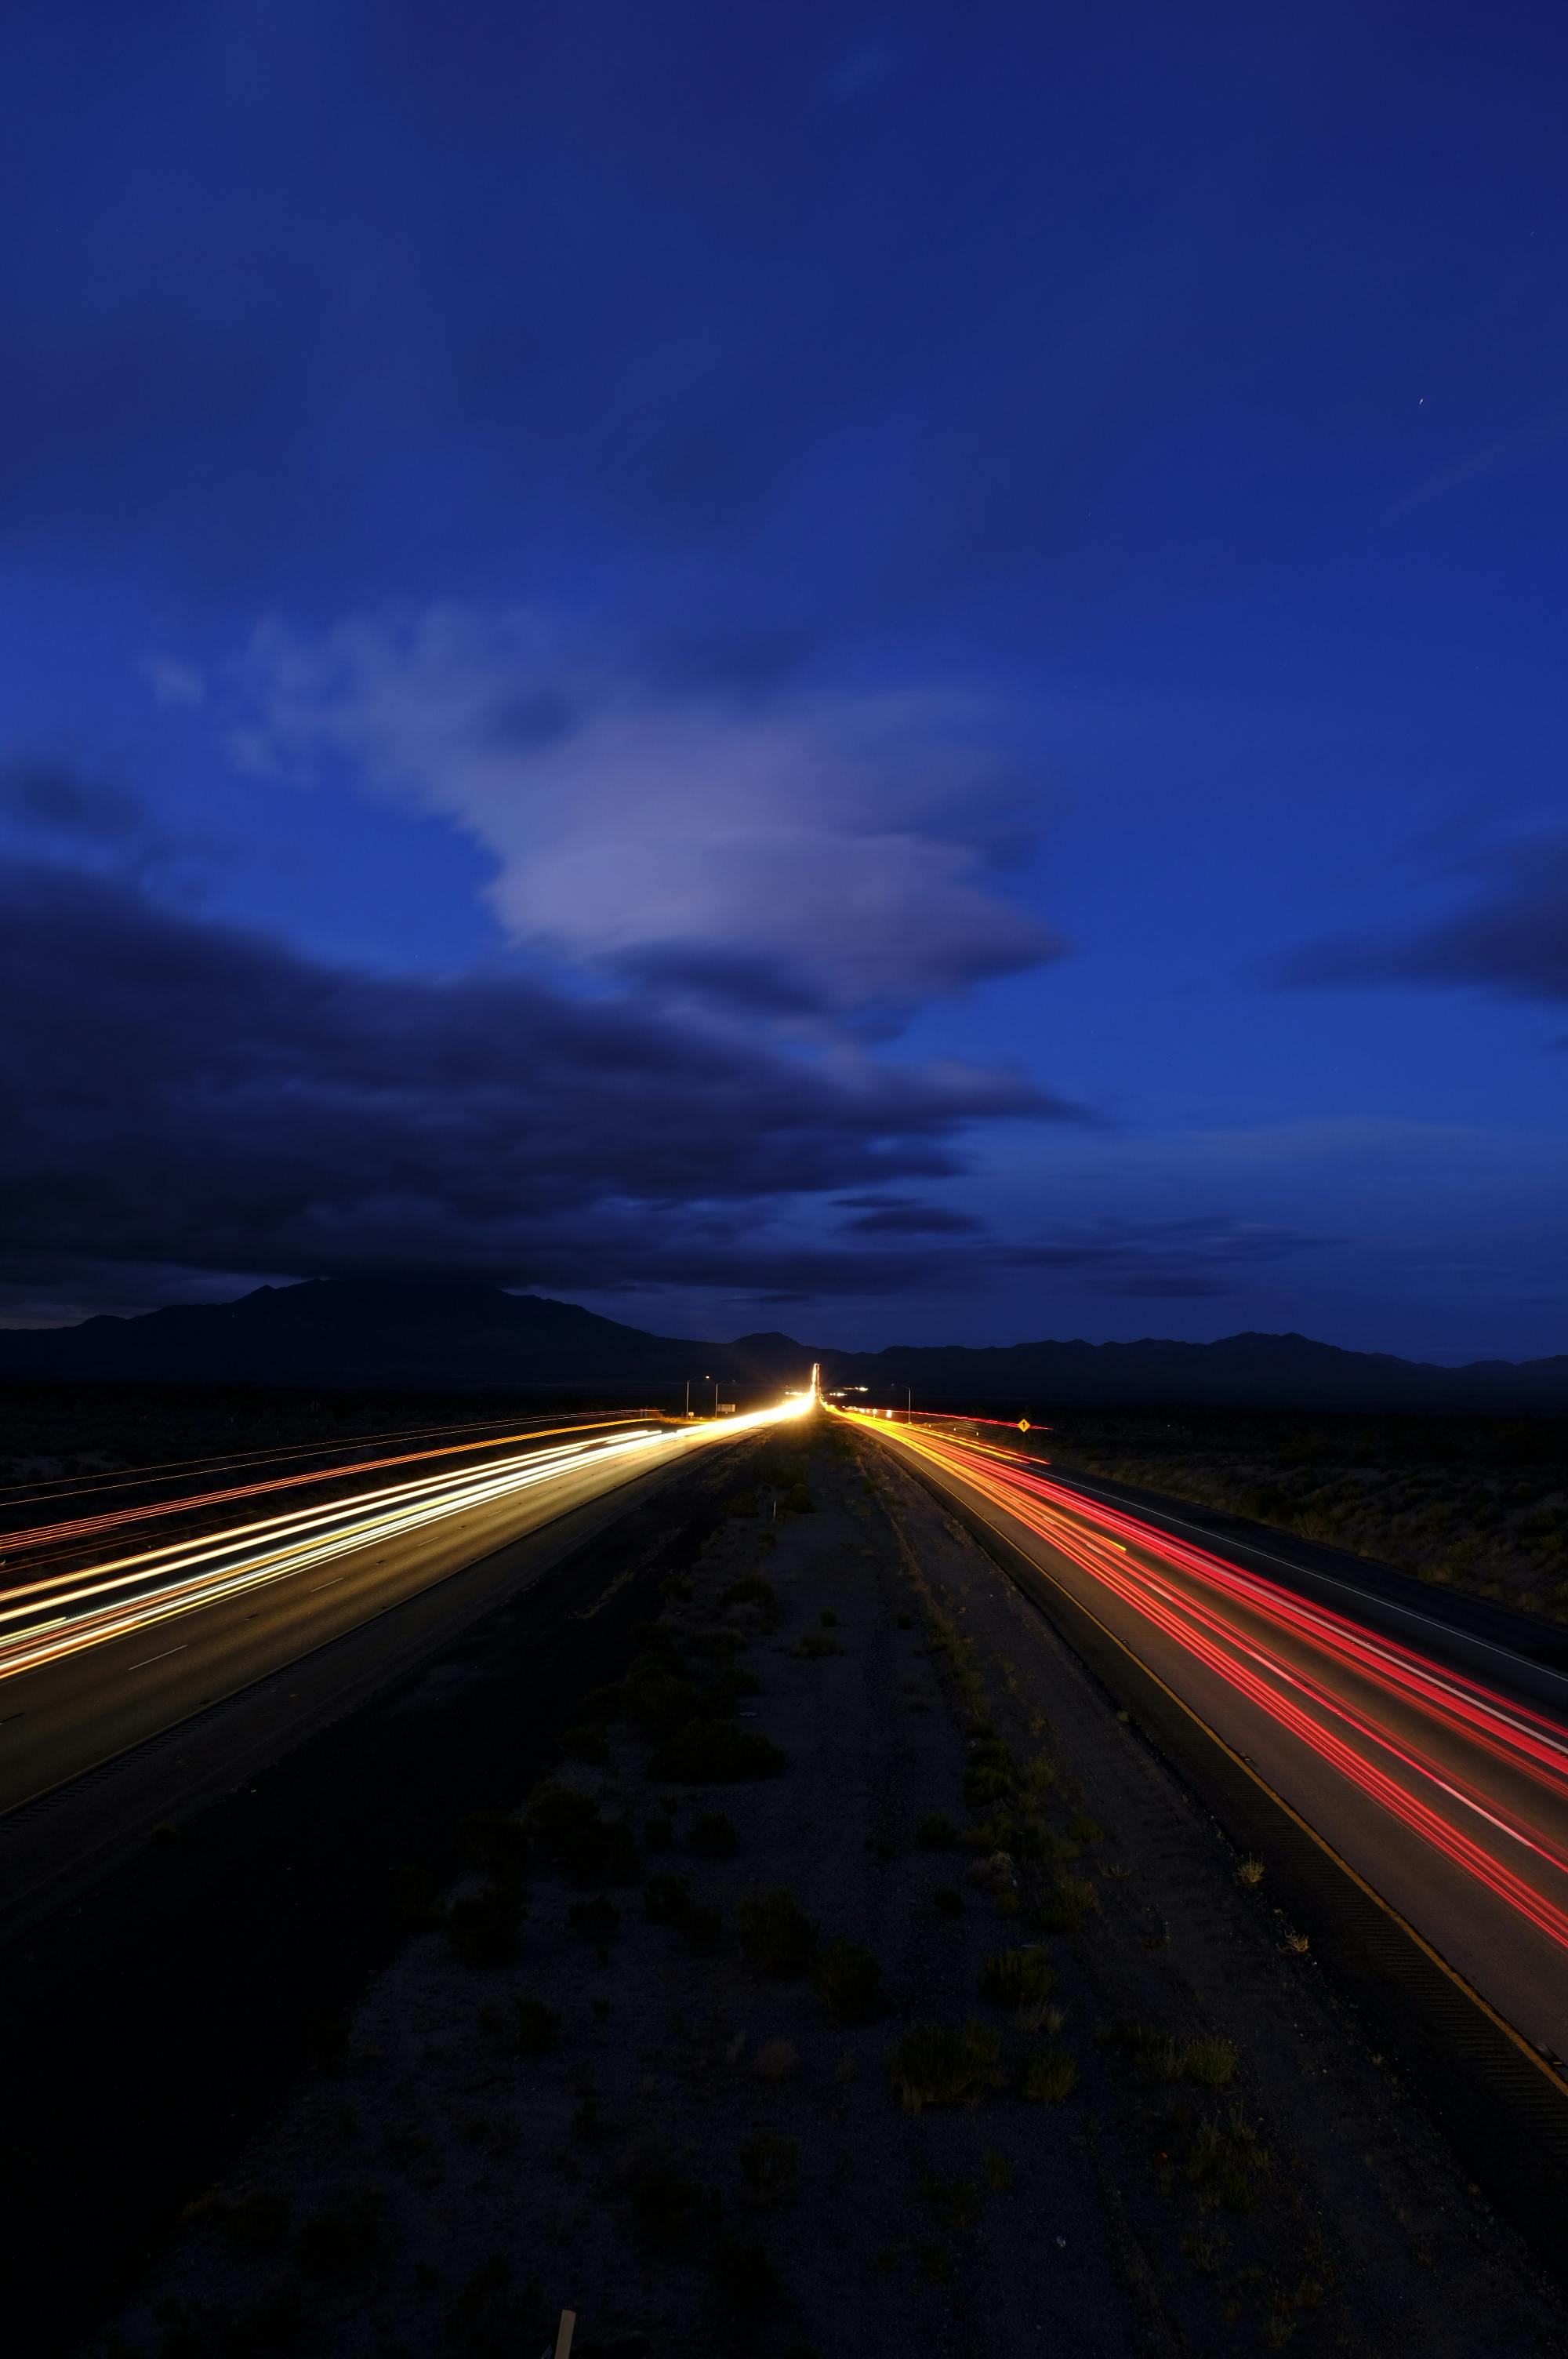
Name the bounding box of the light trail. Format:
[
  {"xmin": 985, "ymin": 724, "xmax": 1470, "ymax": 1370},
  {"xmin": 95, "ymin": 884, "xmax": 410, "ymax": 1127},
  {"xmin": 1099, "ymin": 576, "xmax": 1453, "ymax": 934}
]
[
  {"xmin": 0, "ymin": 1397, "xmax": 808, "ymax": 1685},
  {"xmin": 839, "ymin": 1408, "xmax": 1568, "ymax": 1978},
  {"xmin": 0, "ymin": 1416, "xmax": 659, "ymax": 1563}
]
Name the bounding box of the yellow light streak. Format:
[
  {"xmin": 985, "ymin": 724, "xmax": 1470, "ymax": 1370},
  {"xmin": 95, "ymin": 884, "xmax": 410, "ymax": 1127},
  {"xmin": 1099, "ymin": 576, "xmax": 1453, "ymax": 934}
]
[{"xmin": 0, "ymin": 1393, "xmax": 810, "ymax": 1683}]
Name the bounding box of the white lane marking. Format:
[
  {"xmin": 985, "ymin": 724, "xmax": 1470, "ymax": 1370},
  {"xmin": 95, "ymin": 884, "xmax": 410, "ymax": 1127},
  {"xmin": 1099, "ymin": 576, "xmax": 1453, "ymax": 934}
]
[
  {"xmin": 308, "ymin": 1576, "xmax": 346, "ymax": 1592},
  {"xmin": 127, "ymin": 1644, "xmax": 188, "ymax": 1670}
]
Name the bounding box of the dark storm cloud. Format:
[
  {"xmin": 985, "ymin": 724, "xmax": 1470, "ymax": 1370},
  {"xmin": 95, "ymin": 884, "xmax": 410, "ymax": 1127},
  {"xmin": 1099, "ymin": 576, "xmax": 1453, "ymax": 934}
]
[
  {"xmin": 840, "ymin": 1205, "xmax": 985, "ymax": 1236},
  {"xmin": 999, "ymin": 1217, "xmax": 1325, "ymax": 1299},
  {"xmin": 0, "ymin": 856, "xmax": 1061, "ymax": 1308},
  {"xmin": 0, "ymin": 758, "xmax": 154, "ymax": 846},
  {"xmin": 1279, "ymin": 841, "xmax": 1568, "ymax": 1009}
]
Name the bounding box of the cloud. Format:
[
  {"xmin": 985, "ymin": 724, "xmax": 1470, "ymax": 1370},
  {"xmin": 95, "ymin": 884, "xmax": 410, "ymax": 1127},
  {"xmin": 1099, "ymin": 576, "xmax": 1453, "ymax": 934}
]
[
  {"xmin": 227, "ymin": 604, "xmax": 1062, "ymax": 1030},
  {"xmin": 1279, "ymin": 839, "xmax": 1568, "ymax": 1009},
  {"xmin": 0, "ymin": 758, "xmax": 151, "ymax": 846},
  {"xmin": 997, "ymin": 1216, "xmax": 1324, "ymax": 1298},
  {"xmin": 1387, "ymin": 413, "xmax": 1568, "ymax": 522},
  {"xmin": 840, "ymin": 1203, "xmax": 984, "ymax": 1235},
  {"xmin": 0, "ymin": 854, "xmax": 1062, "ymax": 1315},
  {"xmin": 140, "ymin": 653, "xmax": 207, "ymax": 710}
]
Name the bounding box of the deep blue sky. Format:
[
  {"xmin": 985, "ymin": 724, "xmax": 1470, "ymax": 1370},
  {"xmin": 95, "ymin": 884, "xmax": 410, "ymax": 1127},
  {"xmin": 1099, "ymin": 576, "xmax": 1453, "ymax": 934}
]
[{"xmin": 3, "ymin": 1, "xmax": 1566, "ymax": 1358}]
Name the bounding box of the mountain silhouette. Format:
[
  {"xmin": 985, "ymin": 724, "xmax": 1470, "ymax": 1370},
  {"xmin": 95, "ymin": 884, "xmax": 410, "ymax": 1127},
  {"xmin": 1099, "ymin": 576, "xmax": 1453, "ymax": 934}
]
[{"xmin": 1, "ymin": 1278, "xmax": 1565, "ymax": 1410}]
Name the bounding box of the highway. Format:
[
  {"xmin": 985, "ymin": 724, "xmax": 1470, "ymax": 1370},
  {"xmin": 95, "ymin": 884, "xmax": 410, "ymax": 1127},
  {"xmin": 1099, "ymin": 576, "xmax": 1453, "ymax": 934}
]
[
  {"xmin": 841, "ymin": 1409, "xmax": 1568, "ymax": 2066},
  {"xmin": 0, "ymin": 1398, "xmax": 804, "ymax": 1820}
]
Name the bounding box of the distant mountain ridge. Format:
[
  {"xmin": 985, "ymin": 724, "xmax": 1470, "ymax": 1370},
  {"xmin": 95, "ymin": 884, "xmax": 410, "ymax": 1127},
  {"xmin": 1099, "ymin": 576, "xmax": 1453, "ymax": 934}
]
[{"xmin": 1, "ymin": 1278, "xmax": 1566, "ymax": 1411}]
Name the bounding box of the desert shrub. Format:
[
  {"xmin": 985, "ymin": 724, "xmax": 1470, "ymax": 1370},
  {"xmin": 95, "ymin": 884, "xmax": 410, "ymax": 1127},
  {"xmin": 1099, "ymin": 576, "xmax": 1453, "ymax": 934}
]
[
  {"xmin": 619, "ymin": 1663, "xmax": 705, "ymax": 1737},
  {"xmin": 1024, "ymin": 1874, "xmax": 1094, "ymax": 1933},
  {"xmin": 751, "ymin": 2037, "xmax": 797, "ymax": 2078},
  {"xmin": 644, "ymin": 1871, "xmax": 695, "ymax": 1925},
  {"xmin": 888, "ymin": 2021, "xmax": 1000, "ymax": 2113},
  {"xmin": 710, "ymin": 1660, "xmax": 763, "ymax": 1702},
  {"xmin": 978, "ymin": 1947, "xmax": 1054, "ymax": 2012},
  {"xmin": 1180, "ymin": 2035, "xmax": 1239, "ymax": 2088},
  {"xmin": 1020, "ymin": 2049, "xmax": 1077, "ymax": 2103},
  {"xmin": 641, "ymin": 1871, "xmax": 720, "ymax": 1948},
  {"xmin": 480, "ymin": 1995, "xmax": 560, "ymax": 2056},
  {"xmin": 797, "ymin": 1631, "xmax": 840, "ymax": 1658},
  {"xmin": 626, "ymin": 2148, "xmax": 708, "ymax": 2256},
  {"xmin": 456, "ymin": 1811, "xmax": 530, "ymax": 1884},
  {"xmin": 681, "ymin": 1900, "xmax": 723, "ymax": 1954},
  {"xmin": 1186, "ymin": 2108, "xmax": 1271, "ymax": 2210},
  {"xmin": 1100, "ymin": 2023, "xmax": 1236, "ymax": 2087},
  {"xmin": 811, "ymin": 1939, "xmax": 883, "ymax": 2022},
  {"xmin": 524, "ymin": 1783, "xmax": 638, "ymax": 1883},
  {"xmin": 448, "ymin": 1883, "xmax": 521, "ymax": 1967},
  {"xmin": 690, "ymin": 1810, "xmax": 740, "ymax": 1857},
  {"xmin": 739, "ymin": 2130, "xmax": 798, "ymax": 2205},
  {"xmin": 446, "ymin": 2255, "xmax": 543, "ymax": 2358},
  {"xmin": 296, "ymin": 2190, "xmax": 384, "ymax": 2285},
  {"xmin": 819, "ymin": 1608, "xmax": 839, "ymax": 1627},
  {"xmin": 645, "ymin": 1812, "xmax": 674, "ymax": 1850},
  {"xmin": 917, "ymin": 1812, "xmax": 958, "ymax": 1850},
  {"xmin": 966, "ymin": 1811, "xmax": 1020, "ymax": 1856},
  {"xmin": 719, "ymin": 1574, "xmax": 779, "ymax": 1627},
  {"xmin": 964, "ymin": 1764, "xmax": 1015, "ymax": 1807},
  {"xmin": 691, "ymin": 1627, "xmax": 747, "ymax": 1659},
  {"xmin": 652, "ymin": 1717, "xmax": 786, "ymax": 1782},
  {"xmin": 738, "ymin": 1888, "xmax": 818, "ymax": 1976},
  {"xmin": 711, "ymin": 2237, "xmax": 779, "ymax": 2323},
  {"xmin": 568, "ymin": 1895, "xmax": 620, "ymax": 1944},
  {"xmin": 525, "ymin": 1780, "xmax": 603, "ymax": 1853},
  {"xmin": 560, "ymin": 1724, "xmax": 609, "ymax": 1765},
  {"xmin": 153, "ymin": 2288, "xmax": 303, "ymax": 2359},
  {"xmin": 1066, "ymin": 1810, "xmax": 1103, "ymax": 1843},
  {"xmin": 933, "ymin": 1886, "xmax": 964, "ymax": 1918}
]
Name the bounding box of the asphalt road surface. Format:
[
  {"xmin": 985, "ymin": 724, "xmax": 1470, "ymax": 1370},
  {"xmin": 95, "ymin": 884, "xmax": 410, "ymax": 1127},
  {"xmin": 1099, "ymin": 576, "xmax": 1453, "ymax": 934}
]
[
  {"xmin": 845, "ymin": 1412, "xmax": 1568, "ymax": 2067},
  {"xmin": 0, "ymin": 1405, "xmax": 795, "ymax": 1826}
]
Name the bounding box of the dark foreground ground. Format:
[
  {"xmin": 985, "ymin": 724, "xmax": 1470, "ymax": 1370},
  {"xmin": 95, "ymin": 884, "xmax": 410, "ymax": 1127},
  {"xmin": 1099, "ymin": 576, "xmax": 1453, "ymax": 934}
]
[
  {"xmin": 74, "ymin": 1422, "xmax": 1567, "ymax": 2359},
  {"xmin": 0, "ymin": 1445, "xmax": 737, "ymax": 2357}
]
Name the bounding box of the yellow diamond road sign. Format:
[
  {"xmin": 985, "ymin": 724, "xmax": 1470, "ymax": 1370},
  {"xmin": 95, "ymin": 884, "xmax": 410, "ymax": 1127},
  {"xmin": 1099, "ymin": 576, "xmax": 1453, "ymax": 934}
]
[{"xmin": 1018, "ymin": 1419, "xmax": 1030, "ymax": 1432}]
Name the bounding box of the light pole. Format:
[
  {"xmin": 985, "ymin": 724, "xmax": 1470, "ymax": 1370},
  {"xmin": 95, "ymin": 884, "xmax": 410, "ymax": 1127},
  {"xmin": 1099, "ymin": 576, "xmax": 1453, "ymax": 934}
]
[
  {"xmin": 906, "ymin": 1387, "xmax": 913, "ymax": 1423},
  {"xmin": 684, "ymin": 1378, "xmax": 691, "ymax": 1419}
]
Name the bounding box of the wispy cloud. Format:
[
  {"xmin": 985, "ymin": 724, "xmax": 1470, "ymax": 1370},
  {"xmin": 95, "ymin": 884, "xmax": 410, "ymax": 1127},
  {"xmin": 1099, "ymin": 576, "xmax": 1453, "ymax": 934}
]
[
  {"xmin": 1386, "ymin": 413, "xmax": 1568, "ymax": 522},
  {"xmin": 1277, "ymin": 838, "xmax": 1568, "ymax": 1009},
  {"xmin": 227, "ymin": 603, "xmax": 1062, "ymax": 1034}
]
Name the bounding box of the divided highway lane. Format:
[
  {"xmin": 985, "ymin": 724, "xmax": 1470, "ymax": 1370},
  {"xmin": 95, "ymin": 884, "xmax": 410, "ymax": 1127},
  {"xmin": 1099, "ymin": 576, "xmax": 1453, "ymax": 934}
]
[
  {"xmin": 0, "ymin": 1402, "xmax": 802, "ymax": 1816},
  {"xmin": 843, "ymin": 1411, "xmax": 1568, "ymax": 2065}
]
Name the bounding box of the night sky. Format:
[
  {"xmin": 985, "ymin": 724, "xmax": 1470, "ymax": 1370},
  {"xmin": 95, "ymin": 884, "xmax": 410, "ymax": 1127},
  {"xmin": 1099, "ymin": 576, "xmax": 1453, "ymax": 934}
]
[{"xmin": 4, "ymin": 3, "xmax": 1566, "ymax": 1360}]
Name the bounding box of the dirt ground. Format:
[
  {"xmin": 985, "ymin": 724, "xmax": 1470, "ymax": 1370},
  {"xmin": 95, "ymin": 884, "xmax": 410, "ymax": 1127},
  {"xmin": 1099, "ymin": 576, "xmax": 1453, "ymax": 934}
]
[{"xmin": 92, "ymin": 1422, "xmax": 1568, "ymax": 2358}]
